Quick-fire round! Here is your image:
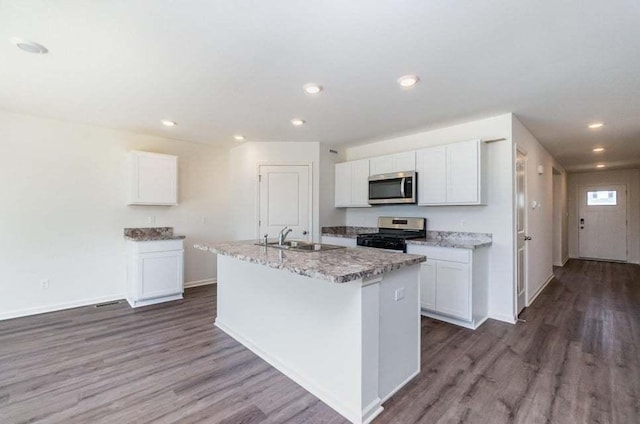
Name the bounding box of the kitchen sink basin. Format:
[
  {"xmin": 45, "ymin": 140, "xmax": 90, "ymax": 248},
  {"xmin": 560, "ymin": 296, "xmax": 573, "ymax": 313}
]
[{"xmin": 255, "ymin": 240, "xmax": 346, "ymax": 252}]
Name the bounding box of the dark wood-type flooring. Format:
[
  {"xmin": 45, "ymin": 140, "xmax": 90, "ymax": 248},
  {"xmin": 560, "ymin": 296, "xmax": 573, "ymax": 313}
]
[{"xmin": 1, "ymin": 259, "xmax": 639, "ymax": 423}]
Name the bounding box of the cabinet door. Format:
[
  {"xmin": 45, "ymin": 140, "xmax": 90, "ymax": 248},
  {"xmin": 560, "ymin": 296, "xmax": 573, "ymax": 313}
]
[
  {"xmin": 130, "ymin": 152, "xmax": 178, "ymax": 205},
  {"xmin": 350, "ymin": 159, "xmax": 371, "ymax": 206},
  {"xmin": 435, "ymin": 261, "xmax": 471, "ymax": 320},
  {"xmin": 138, "ymin": 250, "xmax": 184, "ymax": 300},
  {"xmin": 419, "ymin": 260, "xmax": 437, "ymax": 310},
  {"xmin": 416, "ymin": 146, "xmax": 446, "ymax": 205},
  {"xmin": 392, "ymin": 151, "xmax": 416, "ymax": 173},
  {"xmin": 334, "ymin": 162, "xmax": 352, "ymax": 207},
  {"xmin": 446, "ymin": 140, "xmax": 479, "ymax": 204},
  {"xmin": 369, "ymin": 155, "xmax": 394, "ymax": 175}
]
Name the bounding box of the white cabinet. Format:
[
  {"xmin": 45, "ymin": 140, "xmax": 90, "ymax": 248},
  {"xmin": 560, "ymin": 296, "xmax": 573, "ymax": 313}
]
[
  {"xmin": 435, "ymin": 261, "xmax": 471, "ymax": 320},
  {"xmin": 127, "ymin": 239, "xmax": 184, "ymax": 307},
  {"xmin": 416, "ymin": 146, "xmax": 446, "ymax": 204},
  {"xmin": 334, "ymin": 159, "xmax": 371, "ymax": 208},
  {"xmin": 128, "ymin": 151, "xmax": 178, "ymax": 205},
  {"xmin": 416, "ymin": 139, "xmax": 485, "ymax": 205},
  {"xmin": 369, "ymin": 151, "xmax": 416, "ymax": 175},
  {"xmin": 408, "ymin": 244, "xmax": 488, "ymax": 329},
  {"xmin": 321, "ymin": 236, "xmax": 358, "ymax": 248},
  {"xmin": 419, "ymin": 259, "xmax": 436, "ymax": 310}
]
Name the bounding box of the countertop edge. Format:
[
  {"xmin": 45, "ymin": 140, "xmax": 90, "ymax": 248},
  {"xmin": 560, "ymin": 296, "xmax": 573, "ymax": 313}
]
[{"xmin": 206, "ymin": 246, "xmax": 425, "ymax": 284}]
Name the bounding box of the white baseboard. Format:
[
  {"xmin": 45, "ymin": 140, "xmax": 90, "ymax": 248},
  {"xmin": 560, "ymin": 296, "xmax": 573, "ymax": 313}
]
[
  {"xmin": 127, "ymin": 294, "xmax": 183, "ymax": 308},
  {"xmin": 561, "ymin": 256, "xmax": 570, "ymax": 266},
  {"xmin": 0, "ymin": 294, "xmax": 124, "ymax": 321},
  {"xmin": 488, "ymin": 312, "xmax": 517, "ymax": 324},
  {"xmin": 184, "ymin": 278, "xmax": 217, "ymax": 288},
  {"xmin": 215, "ymin": 318, "xmax": 381, "ymax": 424},
  {"xmin": 527, "ymin": 273, "xmax": 554, "ymax": 307}
]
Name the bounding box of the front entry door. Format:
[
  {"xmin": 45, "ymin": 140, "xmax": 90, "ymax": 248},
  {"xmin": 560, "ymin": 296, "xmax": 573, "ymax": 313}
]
[
  {"xmin": 579, "ymin": 185, "xmax": 627, "ymax": 261},
  {"xmin": 258, "ymin": 165, "xmax": 311, "ymax": 242},
  {"xmin": 515, "ymin": 151, "xmax": 527, "ymax": 315}
]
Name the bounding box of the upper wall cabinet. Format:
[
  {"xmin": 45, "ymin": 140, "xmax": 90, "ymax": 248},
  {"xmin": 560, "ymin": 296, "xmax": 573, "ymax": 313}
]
[
  {"xmin": 416, "ymin": 139, "xmax": 486, "ymax": 206},
  {"xmin": 128, "ymin": 151, "xmax": 178, "ymax": 206},
  {"xmin": 334, "ymin": 159, "xmax": 371, "ymax": 208},
  {"xmin": 369, "ymin": 151, "xmax": 416, "ymax": 175}
]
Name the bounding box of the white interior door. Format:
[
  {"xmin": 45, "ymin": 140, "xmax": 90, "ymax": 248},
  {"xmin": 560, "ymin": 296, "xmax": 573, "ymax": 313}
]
[
  {"xmin": 579, "ymin": 185, "xmax": 627, "ymax": 261},
  {"xmin": 259, "ymin": 165, "xmax": 311, "ymax": 242},
  {"xmin": 515, "ymin": 150, "xmax": 527, "ymax": 315}
]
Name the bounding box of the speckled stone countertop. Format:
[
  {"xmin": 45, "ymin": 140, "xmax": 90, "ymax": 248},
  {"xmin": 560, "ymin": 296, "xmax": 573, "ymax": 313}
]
[
  {"xmin": 321, "ymin": 226, "xmax": 378, "ymax": 238},
  {"xmin": 321, "ymin": 227, "xmax": 492, "ymax": 249},
  {"xmin": 124, "ymin": 227, "xmax": 186, "ymax": 241},
  {"xmin": 194, "ymin": 240, "xmax": 426, "ymax": 284},
  {"xmin": 406, "ymin": 231, "xmax": 492, "ymax": 249}
]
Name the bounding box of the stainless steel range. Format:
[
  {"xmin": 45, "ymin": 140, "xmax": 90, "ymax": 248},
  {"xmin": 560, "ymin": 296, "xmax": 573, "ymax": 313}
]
[{"xmin": 356, "ymin": 217, "xmax": 426, "ymax": 252}]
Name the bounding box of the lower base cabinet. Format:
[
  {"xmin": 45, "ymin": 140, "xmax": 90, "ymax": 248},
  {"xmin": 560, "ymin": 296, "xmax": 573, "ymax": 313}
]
[
  {"xmin": 127, "ymin": 239, "xmax": 184, "ymax": 307},
  {"xmin": 408, "ymin": 244, "xmax": 488, "ymax": 329}
]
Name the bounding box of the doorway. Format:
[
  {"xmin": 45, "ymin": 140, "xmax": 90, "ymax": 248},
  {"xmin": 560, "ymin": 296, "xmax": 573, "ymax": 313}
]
[
  {"xmin": 515, "ymin": 150, "xmax": 528, "ymax": 315},
  {"xmin": 578, "ymin": 184, "xmax": 627, "ymax": 261},
  {"xmin": 258, "ymin": 164, "xmax": 312, "ymax": 242}
]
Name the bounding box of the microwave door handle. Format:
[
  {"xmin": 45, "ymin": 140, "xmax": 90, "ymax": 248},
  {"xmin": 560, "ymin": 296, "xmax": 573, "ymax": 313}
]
[{"xmin": 400, "ymin": 178, "xmax": 406, "ymax": 198}]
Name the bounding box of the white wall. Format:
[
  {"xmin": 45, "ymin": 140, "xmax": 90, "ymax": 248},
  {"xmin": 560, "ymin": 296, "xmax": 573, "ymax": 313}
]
[
  {"xmin": 567, "ymin": 169, "xmax": 640, "ymax": 264},
  {"xmin": 511, "ymin": 116, "xmax": 566, "ymax": 303},
  {"xmin": 229, "ymin": 141, "xmax": 345, "ymax": 243},
  {"xmin": 345, "ymin": 114, "xmax": 516, "ymax": 323},
  {"xmin": 0, "ymin": 110, "xmax": 230, "ymax": 319},
  {"xmin": 553, "ymin": 170, "xmax": 569, "ymax": 266}
]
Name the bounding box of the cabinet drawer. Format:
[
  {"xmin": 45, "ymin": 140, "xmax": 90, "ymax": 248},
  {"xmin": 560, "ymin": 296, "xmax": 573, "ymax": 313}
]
[
  {"xmin": 128, "ymin": 239, "xmax": 184, "ymax": 254},
  {"xmin": 406, "ymin": 245, "xmax": 470, "ymax": 263}
]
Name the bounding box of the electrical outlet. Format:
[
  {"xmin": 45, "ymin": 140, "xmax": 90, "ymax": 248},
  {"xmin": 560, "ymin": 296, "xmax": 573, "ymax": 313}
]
[
  {"xmin": 394, "ymin": 287, "xmax": 405, "ymax": 301},
  {"xmin": 41, "ymin": 279, "xmax": 50, "ymax": 289},
  {"xmin": 147, "ymin": 216, "xmax": 156, "ymax": 225},
  {"xmin": 201, "ymin": 216, "xmax": 208, "ymax": 224}
]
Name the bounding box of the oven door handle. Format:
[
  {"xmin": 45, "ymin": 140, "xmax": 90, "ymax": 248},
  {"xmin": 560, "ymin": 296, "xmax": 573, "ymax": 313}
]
[{"xmin": 400, "ymin": 178, "xmax": 406, "ymax": 198}]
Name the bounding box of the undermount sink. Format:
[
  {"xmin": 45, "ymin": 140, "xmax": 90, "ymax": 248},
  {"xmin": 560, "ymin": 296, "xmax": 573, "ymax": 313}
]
[{"xmin": 256, "ymin": 240, "xmax": 346, "ymax": 252}]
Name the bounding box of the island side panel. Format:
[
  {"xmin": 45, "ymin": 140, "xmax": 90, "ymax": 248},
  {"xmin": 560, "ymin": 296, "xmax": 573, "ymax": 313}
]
[
  {"xmin": 378, "ymin": 265, "xmax": 421, "ymax": 402},
  {"xmin": 215, "ymin": 255, "xmax": 381, "ymax": 424}
]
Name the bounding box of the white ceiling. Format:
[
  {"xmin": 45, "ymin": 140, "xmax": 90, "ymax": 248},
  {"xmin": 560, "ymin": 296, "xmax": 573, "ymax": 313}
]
[{"xmin": 1, "ymin": 0, "xmax": 639, "ymax": 171}]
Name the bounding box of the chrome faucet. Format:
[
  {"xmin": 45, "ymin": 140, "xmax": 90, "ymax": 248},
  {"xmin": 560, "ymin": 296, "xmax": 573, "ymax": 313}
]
[{"xmin": 278, "ymin": 226, "xmax": 293, "ymax": 246}]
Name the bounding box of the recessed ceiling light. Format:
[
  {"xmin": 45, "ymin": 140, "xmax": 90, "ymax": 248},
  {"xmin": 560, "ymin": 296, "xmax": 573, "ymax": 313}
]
[
  {"xmin": 303, "ymin": 83, "xmax": 323, "ymax": 95},
  {"xmin": 588, "ymin": 122, "xmax": 604, "ymax": 129},
  {"xmin": 592, "ymin": 147, "xmax": 605, "ymax": 152},
  {"xmin": 161, "ymin": 120, "xmax": 177, "ymax": 127},
  {"xmin": 291, "ymin": 118, "xmax": 306, "ymax": 127},
  {"xmin": 596, "ymin": 164, "xmax": 606, "ymax": 168},
  {"xmin": 397, "ymin": 74, "xmax": 420, "ymax": 88},
  {"xmin": 233, "ymin": 134, "xmax": 245, "ymax": 141},
  {"xmin": 10, "ymin": 37, "xmax": 48, "ymax": 54}
]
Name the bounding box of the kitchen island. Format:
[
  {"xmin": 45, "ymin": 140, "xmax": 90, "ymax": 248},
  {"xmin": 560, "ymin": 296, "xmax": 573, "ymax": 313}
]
[{"xmin": 196, "ymin": 241, "xmax": 426, "ymax": 424}]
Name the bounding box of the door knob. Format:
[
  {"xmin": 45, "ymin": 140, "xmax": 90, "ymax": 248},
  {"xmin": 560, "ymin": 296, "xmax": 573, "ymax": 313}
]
[
  {"xmin": 302, "ymin": 230, "xmax": 308, "ymax": 235},
  {"xmin": 524, "ymin": 236, "xmax": 532, "ymax": 241}
]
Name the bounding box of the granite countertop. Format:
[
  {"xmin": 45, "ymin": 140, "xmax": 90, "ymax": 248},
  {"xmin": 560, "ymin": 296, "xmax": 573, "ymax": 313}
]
[
  {"xmin": 124, "ymin": 227, "xmax": 186, "ymax": 241},
  {"xmin": 194, "ymin": 240, "xmax": 426, "ymax": 284},
  {"xmin": 321, "ymin": 226, "xmax": 492, "ymax": 249},
  {"xmin": 321, "ymin": 226, "xmax": 378, "ymax": 238}
]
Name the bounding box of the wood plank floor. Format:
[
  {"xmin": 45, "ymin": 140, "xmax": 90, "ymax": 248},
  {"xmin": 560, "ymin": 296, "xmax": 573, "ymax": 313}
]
[{"xmin": 1, "ymin": 259, "xmax": 639, "ymax": 423}]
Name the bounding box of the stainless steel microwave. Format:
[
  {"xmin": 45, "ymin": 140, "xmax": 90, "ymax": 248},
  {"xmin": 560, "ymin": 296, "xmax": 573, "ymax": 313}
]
[{"xmin": 368, "ymin": 171, "xmax": 417, "ymax": 204}]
